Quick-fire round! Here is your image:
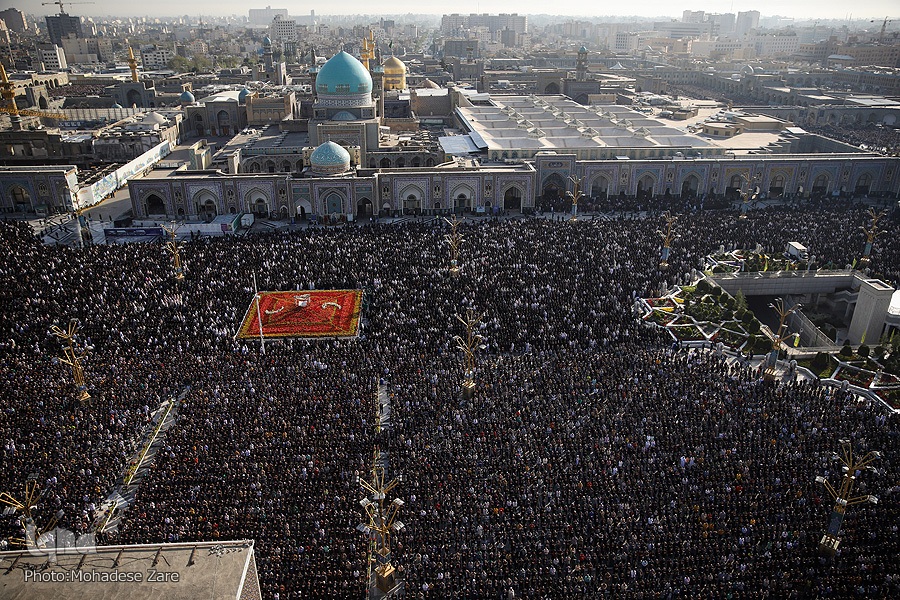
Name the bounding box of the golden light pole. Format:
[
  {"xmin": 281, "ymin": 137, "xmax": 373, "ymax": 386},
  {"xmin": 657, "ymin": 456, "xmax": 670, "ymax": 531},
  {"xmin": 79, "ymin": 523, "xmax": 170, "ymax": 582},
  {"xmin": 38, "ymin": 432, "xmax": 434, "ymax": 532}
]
[
  {"xmin": 442, "ymin": 215, "xmax": 463, "ymax": 275},
  {"xmin": 454, "ymin": 308, "xmax": 486, "ymax": 400},
  {"xmin": 162, "ymin": 222, "xmax": 185, "ymax": 280},
  {"xmin": 50, "ymin": 318, "xmax": 91, "ymax": 402},
  {"xmin": 764, "ymin": 298, "xmax": 801, "ymax": 380},
  {"xmin": 816, "ymin": 439, "xmax": 880, "ymax": 556},
  {"xmin": 738, "ymin": 173, "xmax": 759, "ymax": 220},
  {"xmin": 357, "ymin": 448, "xmax": 404, "ymax": 598},
  {"xmin": 0, "ymin": 477, "xmax": 60, "ymax": 549},
  {"xmin": 657, "ymin": 211, "xmax": 678, "ymax": 270},
  {"xmin": 565, "ymin": 175, "xmax": 583, "ymax": 221},
  {"xmin": 858, "ymin": 208, "xmax": 886, "ymax": 269}
]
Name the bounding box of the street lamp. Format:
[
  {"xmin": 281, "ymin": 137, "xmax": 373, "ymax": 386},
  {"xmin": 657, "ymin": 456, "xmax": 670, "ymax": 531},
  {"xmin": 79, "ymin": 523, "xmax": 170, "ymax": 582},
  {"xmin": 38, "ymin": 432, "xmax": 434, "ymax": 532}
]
[
  {"xmin": 162, "ymin": 222, "xmax": 185, "ymax": 281},
  {"xmin": 453, "ymin": 308, "xmax": 486, "ymax": 400},
  {"xmin": 0, "ymin": 476, "xmax": 61, "ymax": 550},
  {"xmin": 656, "ymin": 211, "xmax": 679, "ymax": 271},
  {"xmin": 738, "ymin": 173, "xmax": 759, "ymax": 219},
  {"xmin": 565, "ymin": 175, "xmax": 583, "ymax": 221},
  {"xmin": 816, "ymin": 440, "xmax": 881, "ymax": 556},
  {"xmin": 764, "ymin": 298, "xmax": 801, "ymax": 380},
  {"xmin": 857, "ymin": 208, "xmax": 886, "ymax": 269},
  {"xmin": 50, "ymin": 318, "xmax": 91, "ymax": 402},
  {"xmin": 358, "ymin": 448, "xmax": 405, "ymax": 599},
  {"xmin": 442, "ymin": 215, "xmax": 463, "ymax": 275}
]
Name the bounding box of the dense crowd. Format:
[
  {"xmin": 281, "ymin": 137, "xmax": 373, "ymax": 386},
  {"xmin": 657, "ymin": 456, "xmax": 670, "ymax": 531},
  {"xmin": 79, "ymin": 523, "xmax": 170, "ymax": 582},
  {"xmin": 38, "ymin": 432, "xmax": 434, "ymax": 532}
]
[
  {"xmin": 804, "ymin": 123, "xmax": 900, "ymax": 157},
  {"xmin": 0, "ymin": 203, "xmax": 898, "ymax": 598}
]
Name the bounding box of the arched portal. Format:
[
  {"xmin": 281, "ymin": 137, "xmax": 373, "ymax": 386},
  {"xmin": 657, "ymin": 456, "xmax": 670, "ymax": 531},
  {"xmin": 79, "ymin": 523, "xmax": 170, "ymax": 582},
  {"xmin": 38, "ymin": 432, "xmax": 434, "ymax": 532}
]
[
  {"xmin": 145, "ymin": 193, "xmax": 166, "ymax": 216},
  {"xmin": 216, "ymin": 110, "xmax": 231, "ymax": 136},
  {"xmin": 9, "ymin": 186, "xmax": 31, "ymax": 211},
  {"xmin": 380, "ymin": 157, "xmax": 391, "ymax": 169},
  {"xmin": 296, "ymin": 199, "xmax": 312, "ymax": 219},
  {"xmin": 126, "ymin": 89, "xmax": 142, "ymax": 107},
  {"xmin": 725, "ymin": 173, "xmax": 744, "ymax": 200},
  {"xmin": 854, "ymin": 173, "xmax": 872, "ymax": 196},
  {"xmin": 357, "ymin": 197, "xmax": 373, "ymax": 217},
  {"xmin": 325, "ymin": 193, "xmax": 343, "ymax": 214},
  {"xmin": 503, "ymin": 187, "xmax": 522, "ymax": 211},
  {"xmin": 768, "ymin": 174, "xmax": 785, "ymax": 198},
  {"xmin": 591, "ymin": 176, "xmax": 610, "ymax": 200},
  {"xmin": 680, "ymin": 175, "xmax": 699, "ymax": 198},
  {"xmin": 544, "ymin": 82, "xmax": 560, "ymax": 94},
  {"xmin": 541, "ymin": 173, "xmax": 566, "ymax": 202},
  {"xmin": 636, "ymin": 174, "xmax": 655, "ymax": 200},
  {"xmin": 38, "ymin": 96, "xmax": 48, "ymax": 109},
  {"xmin": 812, "ymin": 174, "xmax": 829, "ymax": 197}
]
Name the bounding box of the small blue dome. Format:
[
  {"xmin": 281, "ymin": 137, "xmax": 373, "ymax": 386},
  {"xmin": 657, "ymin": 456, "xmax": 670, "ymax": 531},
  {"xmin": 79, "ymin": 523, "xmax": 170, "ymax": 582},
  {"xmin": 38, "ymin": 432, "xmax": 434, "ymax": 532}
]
[
  {"xmin": 111, "ymin": 102, "xmax": 122, "ymax": 109},
  {"xmin": 331, "ymin": 110, "xmax": 357, "ymax": 121},
  {"xmin": 179, "ymin": 90, "xmax": 195, "ymax": 103},
  {"xmin": 263, "ymin": 36, "xmax": 271, "ymax": 46},
  {"xmin": 238, "ymin": 88, "xmax": 250, "ymax": 103},
  {"xmin": 310, "ymin": 141, "xmax": 351, "ymax": 174},
  {"xmin": 579, "ymin": 45, "xmax": 588, "ymax": 53},
  {"xmin": 315, "ymin": 50, "xmax": 372, "ymax": 96}
]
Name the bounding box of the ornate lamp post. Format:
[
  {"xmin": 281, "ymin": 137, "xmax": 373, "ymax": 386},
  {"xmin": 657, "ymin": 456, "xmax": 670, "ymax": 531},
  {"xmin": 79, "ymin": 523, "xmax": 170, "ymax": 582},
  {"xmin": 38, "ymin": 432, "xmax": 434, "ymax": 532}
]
[
  {"xmin": 858, "ymin": 208, "xmax": 886, "ymax": 269},
  {"xmin": 816, "ymin": 439, "xmax": 880, "ymax": 556},
  {"xmin": 565, "ymin": 176, "xmax": 583, "ymax": 221},
  {"xmin": 50, "ymin": 318, "xmax": 91, "ymax": 402},
  {"xmin": 453, "ymin": 309, "xmax": 486, "ymax": 400},
  {"xmin": 357, "ymin": 449, "xmax": 404, "ymax": 599},
  {"xmin": 162, "ymin": 222, "xmax": 185, "ymax": 280},
  {"xmin": 442, "ymin": 215, "xmax": 463, "ymax": 275},
  {"xmin": 657, "ymin": 211, "xmax": 678, "ymax": 270},
  {"xmin": 738, "ymin": 173, "xmax": 759, "ymax": 220},
  {"xmin": 0, "ymin": 476, "xmax": 62, "ymax": 550},
  {"xmin": 764, "ymin": 298, "xmax": 801, "ymax": 380}
]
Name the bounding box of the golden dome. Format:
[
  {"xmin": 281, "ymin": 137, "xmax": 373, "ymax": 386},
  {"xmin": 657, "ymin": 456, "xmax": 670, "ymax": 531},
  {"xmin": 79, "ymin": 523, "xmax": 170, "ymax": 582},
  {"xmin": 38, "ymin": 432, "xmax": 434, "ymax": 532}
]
[{"xmin": 382, "ymin": 56, "xmax": 407, "ymax": 74}]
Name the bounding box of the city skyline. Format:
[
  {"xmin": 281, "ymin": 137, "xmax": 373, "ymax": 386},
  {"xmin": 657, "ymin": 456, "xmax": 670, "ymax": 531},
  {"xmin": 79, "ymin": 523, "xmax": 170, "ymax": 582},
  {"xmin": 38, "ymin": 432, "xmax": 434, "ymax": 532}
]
[{"xmin": 10, "ymin": 1, "xmax": 899, "ymax": 22}]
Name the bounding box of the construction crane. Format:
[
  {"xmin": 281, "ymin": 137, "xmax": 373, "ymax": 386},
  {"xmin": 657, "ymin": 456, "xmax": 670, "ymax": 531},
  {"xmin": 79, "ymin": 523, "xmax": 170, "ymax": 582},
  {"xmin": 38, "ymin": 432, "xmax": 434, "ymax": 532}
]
[
  {"xmin": 870, "ymin": 17, "xmax": 893, "ymax": 42},
  {"xmin": 41, "ymin": 1, "xmax": 95, "ymax": 14}
]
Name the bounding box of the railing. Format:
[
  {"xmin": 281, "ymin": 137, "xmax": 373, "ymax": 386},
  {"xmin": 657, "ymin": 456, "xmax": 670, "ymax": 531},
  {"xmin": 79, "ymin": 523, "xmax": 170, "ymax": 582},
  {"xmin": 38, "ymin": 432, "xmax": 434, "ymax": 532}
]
[{"xmin": 711, "ymin": 269, "xmax": 852, "ymax": 280}]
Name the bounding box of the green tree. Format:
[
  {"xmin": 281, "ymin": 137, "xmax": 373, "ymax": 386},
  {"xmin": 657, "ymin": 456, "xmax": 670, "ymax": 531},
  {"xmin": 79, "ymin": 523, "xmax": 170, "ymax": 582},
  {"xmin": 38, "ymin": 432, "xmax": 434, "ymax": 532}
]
[
  {"xmin": 167, "ymin": 55, "xmax": 191, "ymax": 71},
  {"xmin": 734, "ymin": 289, "xmax": 748, "ymax": 312}
]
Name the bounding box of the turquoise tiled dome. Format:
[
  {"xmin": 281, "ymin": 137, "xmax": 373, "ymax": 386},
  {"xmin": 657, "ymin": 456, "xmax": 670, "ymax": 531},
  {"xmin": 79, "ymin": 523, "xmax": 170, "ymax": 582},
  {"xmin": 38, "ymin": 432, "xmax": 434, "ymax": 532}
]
[
  {"xmin": 310, "ymin": 141, "xmax": 351, "ymax": 174},
  {"xmin": 238, "ymin": 88, "xmax": 250, "ymax": 103},
  {"xmin": 179, "ymin": 90, "xmax": 195, "ymax": 104},
  {"xmin": 315, "ymin": 50, "xmax": 372, "ymax": 96}
]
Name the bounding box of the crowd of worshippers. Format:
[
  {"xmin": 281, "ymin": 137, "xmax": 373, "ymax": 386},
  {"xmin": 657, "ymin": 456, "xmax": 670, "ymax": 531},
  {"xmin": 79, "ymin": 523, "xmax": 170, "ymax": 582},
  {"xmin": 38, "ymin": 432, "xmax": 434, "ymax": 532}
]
[{"xmin": 0, "ymin": 201, "xmax": 898, "ymax": 599}]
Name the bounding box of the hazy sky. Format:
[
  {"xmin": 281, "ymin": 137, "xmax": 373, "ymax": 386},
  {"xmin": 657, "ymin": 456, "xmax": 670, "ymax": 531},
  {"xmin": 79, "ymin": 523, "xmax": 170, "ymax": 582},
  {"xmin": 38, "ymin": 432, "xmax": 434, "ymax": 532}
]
[{"xmin": 14, "ymin": 1, "xmax": 898, "ymax": 21}]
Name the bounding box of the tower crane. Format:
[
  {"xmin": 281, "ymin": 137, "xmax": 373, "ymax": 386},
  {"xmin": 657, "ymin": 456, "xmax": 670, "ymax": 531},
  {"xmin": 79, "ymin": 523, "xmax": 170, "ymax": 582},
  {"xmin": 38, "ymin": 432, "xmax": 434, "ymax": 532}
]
[
  {"xmin": 41, "ymin": 1, "xmax": 95, "ymax": 14},
  {"xmin": 870, "ymin": 17, "xmax": 893, "ymax": 43}
]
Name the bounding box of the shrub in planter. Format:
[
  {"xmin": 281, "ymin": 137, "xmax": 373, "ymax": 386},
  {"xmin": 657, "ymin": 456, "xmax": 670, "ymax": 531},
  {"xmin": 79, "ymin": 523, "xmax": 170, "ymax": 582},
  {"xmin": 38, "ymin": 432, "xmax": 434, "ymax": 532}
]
[
  {"xmin": 741, "ymin": 311, "xmax": 753, "ymax": 324},
  {"xmin": 735, "ymin": 308, "xmax": 746, "ymax": 321},
  {"xmin": 697, "ymin": 279, "xmax": 711, "ymax": 293},
  {"xmin": 746, "ymin": 319, "xmax": 761, "ymax": 334},
  {"xmin": 839, "ymin": 344, "xmax": 853, "ymax": 357},
  {"xmin": 857, "ymin": 345, "xmax": 870, "ymax": 358},
  {"xmin": 812, "ymin": 352, "xmax": 828, "ymax": 369},
  {"xmin": 874, "ymin": 346, "xmax": 886, "ymax": 360}
]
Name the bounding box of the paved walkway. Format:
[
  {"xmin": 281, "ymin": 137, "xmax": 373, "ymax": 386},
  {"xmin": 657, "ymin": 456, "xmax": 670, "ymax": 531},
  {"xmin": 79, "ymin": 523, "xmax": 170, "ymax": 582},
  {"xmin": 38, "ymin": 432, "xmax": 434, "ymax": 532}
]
[{"xmin": 92, "ymin": 386, "xmax": 189, "ymax": 535}]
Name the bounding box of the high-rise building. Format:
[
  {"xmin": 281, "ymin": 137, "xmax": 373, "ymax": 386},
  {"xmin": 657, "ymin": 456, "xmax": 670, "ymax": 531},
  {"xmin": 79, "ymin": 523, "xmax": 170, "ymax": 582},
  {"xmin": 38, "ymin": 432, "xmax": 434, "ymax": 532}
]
[
  {"xmin": 440, "ymin": 13, "xmax": 527, "ymax": 35},
  {"xmin": 0, "ymin": 8, "xmax": 28, "ymax": 32},
  {"xmin": 269, "ymin": 14, "xmax": 297, "ymax": 42},
  {"xmin": 735, "ymin": 11, "xmax": 760, "ymax": 36},
  {"xmin": 45, "ymin": 12, "xmax": 83, "ymax": 46},
  {"xmin": 248, "ymin": 6, "xmax": 287, "ymax": 26},
  {"xmin": 35, "ymin": 44, "xmax": 67, "ymax": 71}
]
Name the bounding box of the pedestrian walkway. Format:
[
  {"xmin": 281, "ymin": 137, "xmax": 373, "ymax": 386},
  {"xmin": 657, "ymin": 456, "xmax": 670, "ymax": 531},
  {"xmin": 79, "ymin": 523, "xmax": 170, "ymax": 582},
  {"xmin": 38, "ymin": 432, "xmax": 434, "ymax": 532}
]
[{"xmin": 92, "ymin": 386, "xmax": 190, "ymax": 534}]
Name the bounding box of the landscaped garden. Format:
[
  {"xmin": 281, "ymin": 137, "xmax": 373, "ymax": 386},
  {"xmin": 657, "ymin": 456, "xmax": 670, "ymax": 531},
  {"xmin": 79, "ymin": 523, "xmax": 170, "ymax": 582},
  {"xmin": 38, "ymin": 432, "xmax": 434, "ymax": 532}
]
[{"xmin": 641, "ymin": 278, "xmax": 769, "ymax": 352}]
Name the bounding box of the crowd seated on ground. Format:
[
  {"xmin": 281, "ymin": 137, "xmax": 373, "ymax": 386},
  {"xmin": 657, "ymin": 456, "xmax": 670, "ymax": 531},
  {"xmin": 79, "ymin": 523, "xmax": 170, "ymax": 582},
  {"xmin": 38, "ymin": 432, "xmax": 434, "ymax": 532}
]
[{"xmin": 0, "ymin": 202, "xmax": 898, "ymax": 598}]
